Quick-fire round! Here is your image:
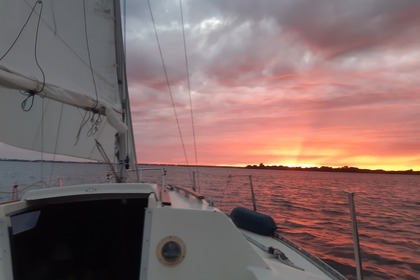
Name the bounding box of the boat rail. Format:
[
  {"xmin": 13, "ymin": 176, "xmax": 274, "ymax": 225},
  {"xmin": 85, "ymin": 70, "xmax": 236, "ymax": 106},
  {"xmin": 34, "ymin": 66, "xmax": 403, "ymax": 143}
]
[
  {"xmin": 167, "ymin": 184, "xmax": 205, "ymax": 200},
  {"xmin": 0, "ymin": 181, "xmax": 50, "ymax": 203},
  {"xmin": 273, "ymin": 232, "xmax": 348, "ymax": 280},
  {"xmin": 139, "ymin": 167, "xmax": 166, "ymax": 189},
  {"xmin": 242, "ymin": 175, "xmax": 417, "ymax": 280},
  {"xmin": 347, "ymin": 192, "xmax": 363, "ymax": 280},
  {"xmin": 138, "ymin": 167, "xmax": 170, "ymax": 205},
  {"xmin": 160, "ymin": 186, "xmax": 172, "ymax": 206},
  {"xmin": 347, "ymin": 191, "xmax": 419, "ymax": 280},
  {"xmin": 244, "ymin": 175, "xmax": 347, "ymax": 279}
]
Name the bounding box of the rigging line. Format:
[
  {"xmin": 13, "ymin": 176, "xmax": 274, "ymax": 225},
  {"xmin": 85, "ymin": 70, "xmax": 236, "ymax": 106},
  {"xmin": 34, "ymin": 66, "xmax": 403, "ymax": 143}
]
[
  {"xmin": 21, "ymin": 91, "xmax": 36, "ymax": 111},
  {"xmin": 179, "ymin": 0, "xmax": 200, "ymax": 191},
  {"xmin": 21, "ymin": 0, "xmax": 112, "ymax": 90},
  {"xmin": 74, "ymin": 108, "xmax": 103, "ymax": 147},
  {"xmin": 2, "ymin": 0, "xmax": 45, "ymax": 112},
  {"xmin": 48, "ymin": 103, "xmax": 64, "ymax": 186},
  {"xmin": 0, "ymin": 1, "xmax": 41, "ymax": 61},
  {"xmin": 243, "ymin": 234, "xmax": 304, "ymax": 270},
  {"xmin": 354, "ymin": 193, "xmax": 419, "ymax": 222},
  {"xmin": 95, "ymin": 139, "xmax": 119, "ymax": 181},
  {"xmin": 33, "ymin": 0, "xmax": 46, "ymax": 93},
  {"xmin": 20, "ymin": 0, "xmax": 46, "ymax": 111},
  {"xmin": 221, "ymin": 174, "xmax": 233, "ymax": 209},
  {"xmin": 87, "ymin": 114, "xmax": 103, "ymax": 137},
  {"xmin": 82, "ymin": 0, "xmax": 99, "ymax": 109},
  {"xmin": 87, "ymin": 117, "xmax": 108, "ymax": 159},
  {"xmin": 51, "ymin": 0, "xmax": 57, "ymax": 35},
  {"xmin": 147, "ymin": 0, "xmax": 193, "ymax": 183},
  {"xmin": 40, "ymin": 98, "xmax": 44, "ymax": 186},
  {"xmin": 74, "ymin": 110, "xmax": 91, "ymax": 145}
]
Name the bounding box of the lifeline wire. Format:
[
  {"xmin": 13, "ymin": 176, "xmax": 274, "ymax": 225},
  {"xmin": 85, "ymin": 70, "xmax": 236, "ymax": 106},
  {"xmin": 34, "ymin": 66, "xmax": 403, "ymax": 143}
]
[
  {"xmin": 354, "ymin": 194, "xmax": 419, "ymax": 222},
  {"xmin": 48, "ymin": 103, "xmax": 65, "ymax": 186}
]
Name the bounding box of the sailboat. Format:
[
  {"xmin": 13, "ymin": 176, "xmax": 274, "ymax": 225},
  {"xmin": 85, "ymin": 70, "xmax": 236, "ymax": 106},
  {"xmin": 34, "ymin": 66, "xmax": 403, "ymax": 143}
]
[{"xmin": 0, "ymin": 1, "xmax": 350, "ymax": 279}]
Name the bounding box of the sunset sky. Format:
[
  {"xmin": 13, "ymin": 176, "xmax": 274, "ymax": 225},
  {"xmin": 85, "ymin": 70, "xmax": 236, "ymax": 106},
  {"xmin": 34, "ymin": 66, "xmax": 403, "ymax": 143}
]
[
  {"xmin": 0, "ymin": 0, "xmax": 419, "ymax": 171},
  {"xmin": 125, "ymin": 0, "xmax": 420, "ymax": 171}
]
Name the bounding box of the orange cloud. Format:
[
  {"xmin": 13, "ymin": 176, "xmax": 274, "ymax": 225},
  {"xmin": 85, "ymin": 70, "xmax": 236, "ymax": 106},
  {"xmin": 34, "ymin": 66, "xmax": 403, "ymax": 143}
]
[{"xmin": 126, "ymin": 0, "xmax": 420, "ymax": 171}]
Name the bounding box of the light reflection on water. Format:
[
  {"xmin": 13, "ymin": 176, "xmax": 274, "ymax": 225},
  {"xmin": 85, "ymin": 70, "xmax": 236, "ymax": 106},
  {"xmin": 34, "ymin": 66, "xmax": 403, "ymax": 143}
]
[
  {"xmin": 164, "ymin": 166, "xmax": 419, "ymax": 280},
  {"xmin": 1, "ymin": 161, "xmax": 419, "ymax": 280}
]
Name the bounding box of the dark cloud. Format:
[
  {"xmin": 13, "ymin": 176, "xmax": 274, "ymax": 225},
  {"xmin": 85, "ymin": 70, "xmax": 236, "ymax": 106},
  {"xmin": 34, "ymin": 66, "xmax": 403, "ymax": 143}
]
[
  {"xmin": 198, "ymin": 0, "xmax": 420, "ymax": 56},
  {"xmin": 123, "ymin": 0, "xmax": 420, "ymax": 169}
]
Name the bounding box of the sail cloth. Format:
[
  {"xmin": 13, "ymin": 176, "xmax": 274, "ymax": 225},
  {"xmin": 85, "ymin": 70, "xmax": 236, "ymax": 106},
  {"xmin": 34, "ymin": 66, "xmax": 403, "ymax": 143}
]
[{"xmin": 0, "ymin": 0, "xmax": 128, "ymax": 162}]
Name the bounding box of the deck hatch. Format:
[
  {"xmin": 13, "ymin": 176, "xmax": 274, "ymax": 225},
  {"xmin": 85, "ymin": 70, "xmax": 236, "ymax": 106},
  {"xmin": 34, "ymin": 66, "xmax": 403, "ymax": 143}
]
[{"xmin": 9, "ymin": 196, "xmax": 148, "ymax": 280}]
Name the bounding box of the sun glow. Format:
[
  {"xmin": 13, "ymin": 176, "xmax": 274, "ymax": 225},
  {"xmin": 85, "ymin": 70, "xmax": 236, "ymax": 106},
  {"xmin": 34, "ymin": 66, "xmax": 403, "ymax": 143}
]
[{"xmin": 268, "ymin": 162, "xmax": 321, "ymax": 168}]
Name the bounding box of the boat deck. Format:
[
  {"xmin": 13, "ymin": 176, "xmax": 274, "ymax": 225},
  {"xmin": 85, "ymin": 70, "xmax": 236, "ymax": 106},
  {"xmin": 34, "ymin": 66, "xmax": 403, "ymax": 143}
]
[{"xmin": 0, "ymin": 182, "xmax": 347, "ymax": 280}]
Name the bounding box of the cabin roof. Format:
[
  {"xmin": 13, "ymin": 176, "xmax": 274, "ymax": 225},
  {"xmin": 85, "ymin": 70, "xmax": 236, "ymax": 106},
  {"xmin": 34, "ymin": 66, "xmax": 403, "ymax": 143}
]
[{"xmin": 22, "ymin": 183, "xmax": 157, "ymax": 201}]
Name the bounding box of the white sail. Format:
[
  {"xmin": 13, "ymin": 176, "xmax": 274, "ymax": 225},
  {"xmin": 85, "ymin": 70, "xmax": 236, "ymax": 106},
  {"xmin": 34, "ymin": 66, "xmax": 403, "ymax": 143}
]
[{"xmin": 0, "ymin": 0, "xmax": 131, "ymax": 163}]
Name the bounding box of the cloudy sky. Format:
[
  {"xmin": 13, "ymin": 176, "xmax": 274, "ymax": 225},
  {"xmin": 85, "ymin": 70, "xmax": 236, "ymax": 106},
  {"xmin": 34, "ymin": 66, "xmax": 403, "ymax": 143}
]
[
  {"xmin": 1, "ymin": 0, "xmax": 418, "ymax": 171},
  {"xmin": 123, "ymin": 0, "xmax": 420, "ymax": 171}
]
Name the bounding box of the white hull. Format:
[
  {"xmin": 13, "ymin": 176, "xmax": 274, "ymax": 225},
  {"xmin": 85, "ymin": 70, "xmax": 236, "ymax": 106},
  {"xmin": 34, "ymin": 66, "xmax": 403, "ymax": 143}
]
[
  {"xmin": 0, "ymin": 1, "xmax": 349, "ymax": 279},
  {"xmin": 0, "ymin": 183, "xmax": 347, "ymax": 280}
]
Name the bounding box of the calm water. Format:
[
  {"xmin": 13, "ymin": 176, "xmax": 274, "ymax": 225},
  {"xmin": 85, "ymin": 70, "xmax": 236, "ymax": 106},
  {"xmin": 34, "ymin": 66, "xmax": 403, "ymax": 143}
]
[{"xmin": 1, "ymin": 161, "xmax": 419, "ymax": 279}]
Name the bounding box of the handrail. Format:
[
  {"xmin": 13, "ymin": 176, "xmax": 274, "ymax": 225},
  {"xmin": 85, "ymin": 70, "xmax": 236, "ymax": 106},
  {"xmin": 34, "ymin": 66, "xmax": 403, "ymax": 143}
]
[
  {"xmin": 167, "ymin": 184, "xmax": 204, "ymax": 200},
  {"xmin": 160, "ymin": 187, "xmax": 171, "ymax": 206},
  {"xmin": 243, "ymin": 233, "xmax": 304, "ymax": 270},
  {"xmin": 273, "ymin": 232, "xmax": 347, "ymax": 280},
  {"xmin": 139, "ymin": 168, "xmax": 166, "ymax": 189},
  {"xmin": 139, "ymin": 168, "xmax": 168, "ymax": 206}
]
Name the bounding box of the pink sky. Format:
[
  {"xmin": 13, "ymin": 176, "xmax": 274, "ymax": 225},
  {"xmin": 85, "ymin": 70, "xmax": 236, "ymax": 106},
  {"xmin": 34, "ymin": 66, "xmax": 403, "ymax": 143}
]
[
  {"xmin": 0, "ymin": 0, "xmax": 419, "ymax": 171},
  {"xmin": 123, "ymin": 0, "xmax": 420, "ymax": 171}
]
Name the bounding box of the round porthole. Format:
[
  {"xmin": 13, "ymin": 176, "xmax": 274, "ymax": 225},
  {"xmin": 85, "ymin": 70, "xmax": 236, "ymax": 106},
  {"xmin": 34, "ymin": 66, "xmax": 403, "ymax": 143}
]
[{"xmin": 156, "ymin": 236, "xmax": 186, "ymax": 267}]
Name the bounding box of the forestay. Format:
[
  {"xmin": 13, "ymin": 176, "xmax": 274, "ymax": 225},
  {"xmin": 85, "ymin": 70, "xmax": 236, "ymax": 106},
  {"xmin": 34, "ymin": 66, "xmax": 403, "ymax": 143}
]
[{"xmin": 0, "ymin": 0, "xmax": 132, "ymax": 163}]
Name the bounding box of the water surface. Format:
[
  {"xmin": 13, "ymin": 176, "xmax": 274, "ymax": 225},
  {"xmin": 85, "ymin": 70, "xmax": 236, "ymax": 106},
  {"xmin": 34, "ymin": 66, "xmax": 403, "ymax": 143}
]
[{"xmin": 1, "ymin": 161, "xmax": 419, "ymax": 279}]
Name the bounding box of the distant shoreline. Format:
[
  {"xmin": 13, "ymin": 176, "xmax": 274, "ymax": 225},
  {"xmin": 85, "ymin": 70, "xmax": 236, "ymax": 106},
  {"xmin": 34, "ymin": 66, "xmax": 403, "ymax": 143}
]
[
  {"xmin": 1, "ymin": 159, "xmax": 418, "ymax": 175},
  {"xmin": 245, "ymin": 164, "xmax": 420, "ymax": 175}
]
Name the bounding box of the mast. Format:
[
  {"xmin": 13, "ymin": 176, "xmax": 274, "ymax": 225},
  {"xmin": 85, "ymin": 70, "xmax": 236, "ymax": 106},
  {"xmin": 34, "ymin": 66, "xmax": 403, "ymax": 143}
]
[{"xmin": 114, "ymin": 0, "xmax": 139, "ymax": 183}]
